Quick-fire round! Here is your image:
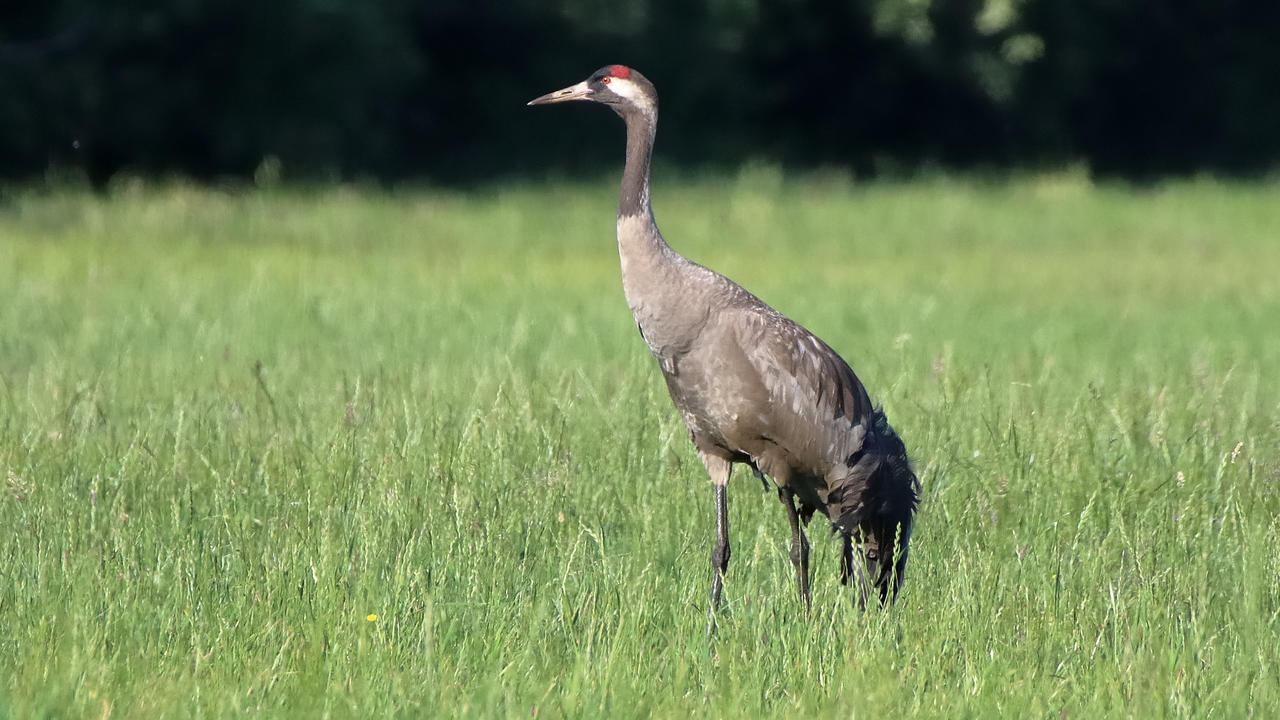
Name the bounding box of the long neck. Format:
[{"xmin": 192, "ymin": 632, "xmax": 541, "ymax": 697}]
[
  {"xmin": 618, "ymin": 107, "xmax": 660, "ymax": 226},
  {"xmin": 615, "ymin": 105, "xmax": 679, "ymax": 318}
]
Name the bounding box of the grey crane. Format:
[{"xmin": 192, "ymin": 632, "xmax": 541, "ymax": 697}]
[{"xmin": 529, "ymin": 65, "xmax": 920, "ymax": 615}]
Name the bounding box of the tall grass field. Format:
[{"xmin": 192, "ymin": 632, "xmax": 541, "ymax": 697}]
[{"xmin": 2, "ymin": 174, "xmax": 1278, "ymax": 717}]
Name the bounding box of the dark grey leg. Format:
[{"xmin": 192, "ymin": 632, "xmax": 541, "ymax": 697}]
[
  {"xmin": 700, "ymin": 453, "xmax": 732, "ymax": 633},
  {"xmin": 851, "ymin": 531, "xmax": 876, "ymax": 610},
  {"xmin": 839, "ymin": 531, "xmax": 853, "ymax": 585},
  {"xmin": 710, "ymin": 482, "xmax": 730, "ymax": 611},
  {"xmin": 779, "ymin": 488, "xmax": 811, "ymax": 613}
]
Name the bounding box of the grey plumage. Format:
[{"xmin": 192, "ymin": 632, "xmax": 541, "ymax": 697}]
[{"xmin": 530, "ymin": 66, "xmax": 920, "ymax": 614}]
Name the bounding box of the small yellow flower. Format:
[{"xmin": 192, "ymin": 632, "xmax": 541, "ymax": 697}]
[{"xmin": 366, "ymin": 614, "xmax": 378, "ymax": 622}]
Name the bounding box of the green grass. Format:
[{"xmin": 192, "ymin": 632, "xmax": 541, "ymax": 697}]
[{"xmin": 1, "ymin": 173, "xmax": 1278, "ymax": 717}]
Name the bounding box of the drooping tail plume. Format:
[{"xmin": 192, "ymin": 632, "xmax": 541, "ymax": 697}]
[{"xmin": 835, "ymin": 409, "xmax": 920, "ymax": 605}]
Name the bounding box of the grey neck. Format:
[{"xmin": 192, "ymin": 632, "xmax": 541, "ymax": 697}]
[{"xmin": 618, "ymin": 106, "xmax": 657, "ymax": 221}]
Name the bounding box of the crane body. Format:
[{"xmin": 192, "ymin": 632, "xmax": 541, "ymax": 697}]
[{"xmin": 529, "ymin": 65, "xmax": 920, "ymax": 614}]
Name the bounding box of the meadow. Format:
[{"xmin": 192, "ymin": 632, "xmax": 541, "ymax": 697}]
[{"xmin": 1, "ymin": 172, "xmax": 1277, "ymax": 717}]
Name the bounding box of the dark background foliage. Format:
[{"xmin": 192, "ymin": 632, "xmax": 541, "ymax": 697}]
[{"xmin": 2, "ymin": 0, "xmax": 1277, "ymax": 185}]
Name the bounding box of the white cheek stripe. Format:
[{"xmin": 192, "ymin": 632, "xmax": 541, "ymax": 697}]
[
  {"xmin": 608, "ymin": 78, "xmax": 641, "ymax": 100},
  {"xmin": 608, "ymin": 77, "xmax": 653, "ymax": 111}
]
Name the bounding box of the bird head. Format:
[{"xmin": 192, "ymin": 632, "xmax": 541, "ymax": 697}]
[{"xmin": 527, "ymin": 65, "xmax": 656, "ymax": 117}]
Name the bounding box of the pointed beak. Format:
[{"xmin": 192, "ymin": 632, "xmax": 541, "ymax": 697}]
[{"xmin": 527, "ymin": 80, "xmax": 593, "ymax": 106}]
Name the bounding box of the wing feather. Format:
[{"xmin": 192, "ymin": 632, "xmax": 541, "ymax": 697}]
[{"xmin": 733, "ymin": 308, "xmax": 874, "ymax": 474}]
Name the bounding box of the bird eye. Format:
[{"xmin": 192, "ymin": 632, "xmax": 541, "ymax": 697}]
[{"xmin": 601, "ymin": 77, "xmax": 611, "ymax": 84}]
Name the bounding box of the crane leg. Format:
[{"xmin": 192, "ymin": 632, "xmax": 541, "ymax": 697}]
[
  {"xmin": 779, "ymin": 488, "xmax": 811, "ymax": 614},
  {"xmin": 710, "ymin": 483, "xmax": 730, "ymax": 609},
  {"xmin": 839, "ymin": 531, "xmax": 854, "ymax": 585},
  {"xmin": 702, "ymin": 454, "xmax": 732, "ymax": 632}
]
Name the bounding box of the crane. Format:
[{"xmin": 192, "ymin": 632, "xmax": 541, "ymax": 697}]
[{"xmin": 529, "ymin": 65, "xmax": 920, "ymax": 617}]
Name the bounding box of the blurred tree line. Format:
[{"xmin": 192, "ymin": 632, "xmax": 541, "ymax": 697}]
[{"xmin": 1, "ymin": 0, "xmax": 1277, "ymax": 185}]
